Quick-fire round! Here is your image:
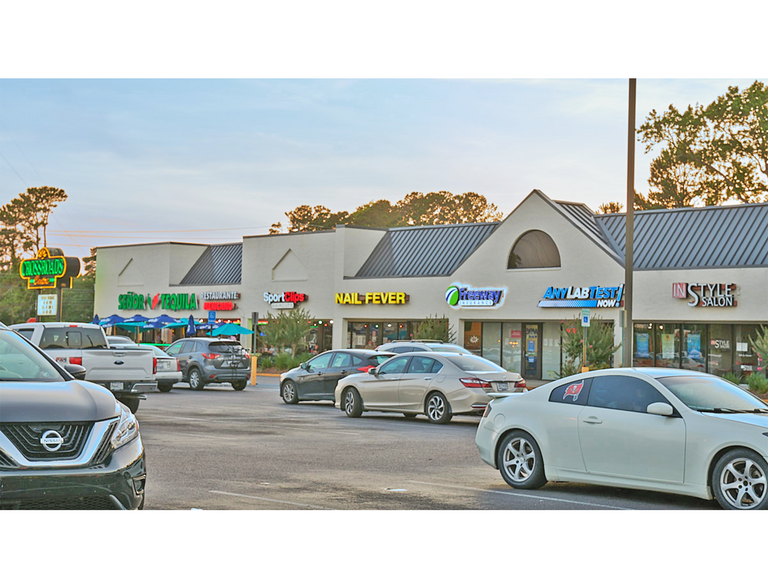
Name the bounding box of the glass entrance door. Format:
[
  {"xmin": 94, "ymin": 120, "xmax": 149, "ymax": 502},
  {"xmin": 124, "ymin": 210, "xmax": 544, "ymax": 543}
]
[{"xmin": 523, "ymin": 324, "xmax": 541, "ymax": 380}]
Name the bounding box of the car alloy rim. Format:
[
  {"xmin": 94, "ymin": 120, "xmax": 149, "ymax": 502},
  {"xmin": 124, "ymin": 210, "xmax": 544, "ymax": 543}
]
[
  {"xmin": 345, "ymin": 391, "xmax": 355, "ymax": 414},
  {"xmin": 719, "ymin": 457, "xmax": 767, "ymax": 509},
  {"xmin": 502, "ymin": 437, "xmax": 536, "ymax": 483},
  {"xmin": 284, "ymin": 383, "xmax": 295, "ymax": 401},
  {"xmin": 427, "ymin": 395, "xmax": 445, "ymax": 420},
  {"xmin": 190, "ymin": 371, "xmax": 199, "ymax": 387}
]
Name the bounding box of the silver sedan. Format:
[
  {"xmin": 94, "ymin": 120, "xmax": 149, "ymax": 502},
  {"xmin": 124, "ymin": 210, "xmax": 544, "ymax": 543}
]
[{"xmin": 334, "ymin": 352, "xmax": 526, "ymax": 424}]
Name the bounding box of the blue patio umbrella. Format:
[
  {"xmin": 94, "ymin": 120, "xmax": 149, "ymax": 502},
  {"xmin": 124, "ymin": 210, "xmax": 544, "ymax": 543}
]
[
  {"xmin": 99, "ymin": 314, "xmax": 125, "ymax": 328},
  {"xmin": 124, "ymin": 314, "xmax": 149, "ymax": 323},
  {"xmin": 186, "ymin": 315, "xmax": 197, "ymax": 337},
  {"xmin": 212, "ymin": 323, "xmax": 255, "ymax": 336},
  {"xmin": 92, "ymin": 314, "xmax": 100, "ymax": 325},
  {"xmin": 145, "ymin": 314, "xmax": 178, "ymax": 328}
]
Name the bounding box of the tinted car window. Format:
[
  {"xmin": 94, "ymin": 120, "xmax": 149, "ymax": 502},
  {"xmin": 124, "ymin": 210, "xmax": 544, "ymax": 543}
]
[
  {"xmin": 379, "ymin": 356, "xmax": 410, "ymax": 375},
  {"xmin": 307, "ymin": 353, "xmax": 332, "ymax": 370},
  {"xmin": 549, "ymin": 379, "xmax": 592, "ymax": 405},
  {"xmin": 38, "ymin": 327, "xmax": 107, "ymax": 350},
  {"xmin": 429, "ymin": 360, "xmax": 444, "ymax": 374},
  {"xmin": 390, "ymin": 346, "xmax": 413, "ymax": 353},
  {"xmin": 658, "ymin": 375, "xmax": 768, "ymax": 411},
  {"xmin": 408, "ymin": 356, "xmax": 435, "ymax": 374},
  {"xmin": 15, "ymin": 328, "xmax": 34, "ymax": 341},
  {"xmin": 332, "ymin": 353, "xmax": 352, "ymax": 368},
  {"xmin": 445, "ymin": 355, "xmax": 507, "ymax": 373},
  {"xmin": 166, "ymin": 342, "xmax": 183, "ymax": 355},
  {"xmin": 180, "ymin": 340, "xmax": 196, "ymax": 353},
  {"xmin": 369, "ymin": 354, "xmax": 392, "ymax": 366},
  {"xmin": 588, "ymin": 376, "xmax": 669, "ymax": 413},
  {"xmin": 0, "ymin": 330, "xmax": 63, "ymax": 382},
  {"xmin": 209, "ymin": 341, "xmax": 244, "ymax": 354}
]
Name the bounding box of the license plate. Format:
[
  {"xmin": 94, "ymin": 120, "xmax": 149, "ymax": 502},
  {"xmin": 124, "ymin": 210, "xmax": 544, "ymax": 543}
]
[
  {"xmin": 496, "ymin": 382, "xmax": 509, "ymax": 391},
  {"xmin": 227, "ymin": 361, "xmax": 240, "ymax": 367},
  {"xmin": 110, "ymin": 382, "xmax": 124, "ymax": 392}
]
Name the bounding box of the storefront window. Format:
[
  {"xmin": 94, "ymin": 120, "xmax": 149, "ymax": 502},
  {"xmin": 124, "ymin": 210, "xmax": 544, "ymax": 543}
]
[
  {"xmin": 463, "ymin": 321, "xmax": 482, "ymax": 354},
  {"xmin": 482, "ymin": 322, "xmax": 501, "ymax": 365},
  {"xmin": 708, "ymin": 324, "xmax": 733, "ymax": 377},
  {"xmin": 382, "ymin": 322, "xmax": 398, "ymax": 344},
  {"xmin": 502, "ymin": 322, "xmax": 522, "ymax": 374},
  {"xmin": 681, "ymin": 324, "xmax": 706, "ymax": 372},
  {"xmin": 633, "ymin": 323, "xmax": 654, "ymax": 367},
  {"xmin": 735, "ymin": 324, "xmax": 761, "ymax": 377},
  {"xmin": 542, "ymin": 322, "xmax": 561, "ymax": 380},
  {"xmin": 349, "ymin": 322, "xmax": 368, "ymax": 349},
  {"xmin": 655, "ymin": 323, "xmax": 680, "ymax": 369}
]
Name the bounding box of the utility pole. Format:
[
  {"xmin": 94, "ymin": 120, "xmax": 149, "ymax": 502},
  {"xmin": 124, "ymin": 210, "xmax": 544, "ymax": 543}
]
[{"xmin": 623, "ymin": 79, "xmax": 636, "ymax": 368}]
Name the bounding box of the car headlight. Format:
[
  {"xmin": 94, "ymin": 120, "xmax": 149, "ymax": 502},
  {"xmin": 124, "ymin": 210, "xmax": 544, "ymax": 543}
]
[{"xmin": 111, "ymin": 404, "xmax": 139, "ymax": 450}]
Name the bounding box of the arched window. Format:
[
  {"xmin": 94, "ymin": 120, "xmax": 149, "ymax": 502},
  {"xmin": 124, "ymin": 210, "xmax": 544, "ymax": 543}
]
[{"xmin": 507, "ymin": 230, "xmax": 561, "ymax": 269}]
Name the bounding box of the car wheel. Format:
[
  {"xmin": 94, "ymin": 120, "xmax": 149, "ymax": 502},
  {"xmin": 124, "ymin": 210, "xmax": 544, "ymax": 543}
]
[
  {"xmin": 425, "ymin": 392, "xmax": 452, "ymax": 424},
  {"xmin": 281, "ymin": 380, "xmax": 299, "ymax": 404},
  {"xmin": 158, "ymin": 382, "xmax": 174, "ymax": 393},
  {"xmin": 343, "ymin": 388, "xmax": 363, "ymax": 418},
  {"xmin": 497, "ymin": 430, "xmax": 547, "ymax": 489},
  {"xmin": 712, "ymin": 449, "xmax": 768, "ymax": 510},
  {"xmin": 188, "ymin": 368, "xmax": 205, "ymax": 391},
  {"xmin": 232, "ymin": 380, "xmax": 247, "ymax": 391},
  {"xmin": 122, "ymin": 397, "xmax": 140, "ymax": 414}
]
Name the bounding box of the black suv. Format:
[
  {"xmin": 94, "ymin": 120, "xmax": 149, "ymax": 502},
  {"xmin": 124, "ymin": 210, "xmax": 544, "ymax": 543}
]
[
  {"xmin": 0, "ymin": 323, "xmax": 146, "ymax": 510},
  {"xmin": 165, "ymin": 337, "xmax": 251, "ymax": 390}
]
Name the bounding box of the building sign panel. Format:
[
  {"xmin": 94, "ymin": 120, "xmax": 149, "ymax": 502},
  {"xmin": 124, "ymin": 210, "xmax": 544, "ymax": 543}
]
[
  {"xmin": 265, "ymin": 291, "xmax": 308, "ymax": 309},
  {"xmin": 672, "ymin": 282, "xmax": 737, "ymax": 307},
  {"xmin": 203, "ymin": 301, "xmax": 237, "ymax": 311},
  {"xmin": 37, "ymin": 294, "xmax": 58, "ymax": 316},
  {"xmin": 19, "ymin": 247, "xmax": 80, "ymax": 289},
  {"xmin": 335, "ymin": 292, "xmax": 408, "ymax": 305},
  {"xmin": 118, "ymin": 292, "xmax": 198, "ymax": 311},
  {"xmin": 538, "ymin": 285, "xmax": 624, "ymax": 308},
  {"xmin": 445, "ymin": 284, "xmax": 506, "ymax": 309},
  {"xmin": 200, "ymin": 291, "xmax": 240, "ymax": 301}
]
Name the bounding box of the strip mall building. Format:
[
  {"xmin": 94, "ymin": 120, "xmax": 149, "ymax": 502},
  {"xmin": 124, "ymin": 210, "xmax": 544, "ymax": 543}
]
[{"xmin": 93, "ymin": 190, "xmax": 768, "ymax": 381}]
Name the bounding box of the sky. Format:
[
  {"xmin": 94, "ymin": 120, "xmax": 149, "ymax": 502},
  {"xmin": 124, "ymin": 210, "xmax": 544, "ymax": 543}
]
[{"xmin": 3, "ymin": 77, "xmax": 762, "ymax": 261}]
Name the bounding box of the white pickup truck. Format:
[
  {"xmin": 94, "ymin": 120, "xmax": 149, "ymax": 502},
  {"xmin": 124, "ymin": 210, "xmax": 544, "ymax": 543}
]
[{"xmin": 10, "ymin": 321, "xmax": 157, "ymax": 412}]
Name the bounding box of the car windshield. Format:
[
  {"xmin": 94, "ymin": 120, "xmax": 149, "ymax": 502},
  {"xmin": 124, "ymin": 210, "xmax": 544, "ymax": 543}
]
[
  {"xmin": 445, "ymin": 355, "xmax": 507, "ymax": 373},
  {"xmin": 658, "ymin": 375, "xmax": 768, "ymax": 412},
  {"xmin": 209, "ymin": 341, "xmax": 245, "ymax": 354},
  {"xmin": 0, "ymin": 330, "xmax": 65, "ymax": 382}
]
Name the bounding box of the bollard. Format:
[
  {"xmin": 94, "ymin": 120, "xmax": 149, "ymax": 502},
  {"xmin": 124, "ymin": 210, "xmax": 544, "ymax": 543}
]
[{"xmin": 250, "ymin": 354, "xmax": 259, "ymax": 386}]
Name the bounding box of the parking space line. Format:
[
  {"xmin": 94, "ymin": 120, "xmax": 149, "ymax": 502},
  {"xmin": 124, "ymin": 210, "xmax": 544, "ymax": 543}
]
[
  {"xmin": 407, "ymin": 480, "xmax": 631, "ymax": 510},
  {"xmin": 209, "ymin": 490, "xmax": 332, "ymax": 510}
]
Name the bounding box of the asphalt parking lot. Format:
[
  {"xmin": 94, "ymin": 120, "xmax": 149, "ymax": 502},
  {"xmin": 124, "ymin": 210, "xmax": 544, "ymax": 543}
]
[{"xmin": 137, "ymin": 376, "xmax": 717, "ymax": 510}]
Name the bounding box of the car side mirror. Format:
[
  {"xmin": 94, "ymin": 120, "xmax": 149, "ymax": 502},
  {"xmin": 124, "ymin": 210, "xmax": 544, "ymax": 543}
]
[
  {"xmin": 64, "ymin": 363, "xmax": 87, "ymax": 381},
  {"xmin": 367, "ymin": 367, "xmax": 377, "ymax": 376},
  {"xmin": 300, "ymin": 362, "xmax": 309, "ymax": 371},
  {"xmin": 647, "ymin": 402, "xmax": 673, "ymax": 416}
]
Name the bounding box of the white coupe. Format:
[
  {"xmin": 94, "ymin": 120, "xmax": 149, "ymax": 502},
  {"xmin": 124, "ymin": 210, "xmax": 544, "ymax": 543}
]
[{"xmin": 475, "ymin": 367, "xmax": 768, "ymax": 510}]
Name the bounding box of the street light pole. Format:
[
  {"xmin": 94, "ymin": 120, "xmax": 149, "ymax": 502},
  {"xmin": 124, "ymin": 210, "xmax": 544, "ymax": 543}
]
[{"xmin": 623, "ymin": 78, "xmax": 636, "ymax": 368}]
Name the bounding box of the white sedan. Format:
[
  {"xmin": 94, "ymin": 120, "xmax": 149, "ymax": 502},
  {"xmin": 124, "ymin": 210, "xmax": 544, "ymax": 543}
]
[{"xmin": 475, "ymin": 367, "xmax": 768, "ymax": 510}]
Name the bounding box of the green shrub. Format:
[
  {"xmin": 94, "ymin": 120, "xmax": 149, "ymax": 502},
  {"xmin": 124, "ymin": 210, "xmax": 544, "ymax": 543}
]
[
  {"xmin": 259, "ymin": 356, "xmax": 274, "ymax": 370},
  {"xmin": 722, "ymin": 372, "xmax": 742, "ymax": 385},
  {"xmin": 556, "ymin": 316, "xmax": 621, "ymax": 377},
  {"xmin": 746, "ymin": 372, "xmax": 768, "ymax": 395},
  {"xmin": 274, "ymin": 352, "xmax": 295, "ymax": 371}
]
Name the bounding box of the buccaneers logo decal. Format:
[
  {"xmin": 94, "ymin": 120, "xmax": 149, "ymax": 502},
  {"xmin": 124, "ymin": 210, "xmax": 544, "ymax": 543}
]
[{"xmin": 562, "ymin": 381, "xmax": 584, "ymax": 402}]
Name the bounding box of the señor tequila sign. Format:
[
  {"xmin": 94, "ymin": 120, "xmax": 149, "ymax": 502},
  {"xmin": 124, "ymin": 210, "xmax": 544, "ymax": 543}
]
[{"xmin": 19, "ymin": 248, "xmax": 81, "ymax": 289}]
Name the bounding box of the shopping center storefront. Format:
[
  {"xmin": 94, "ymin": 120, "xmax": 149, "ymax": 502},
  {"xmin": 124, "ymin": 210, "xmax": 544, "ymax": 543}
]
[{"xmin": 93, "ymin": 190, "xmax": 767, "ymax": 379}]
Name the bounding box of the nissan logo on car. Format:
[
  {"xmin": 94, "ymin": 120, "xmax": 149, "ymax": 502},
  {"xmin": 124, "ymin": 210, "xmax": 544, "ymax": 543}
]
[{"xmin": 40, "ymin": 430, "xmax": 64, "ymax": 452}]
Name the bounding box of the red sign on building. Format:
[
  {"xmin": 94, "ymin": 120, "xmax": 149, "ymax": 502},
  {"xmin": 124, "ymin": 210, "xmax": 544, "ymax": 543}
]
[{"xmin": 203, "ymin": 301, "xmax": 236, "ymax": 311}]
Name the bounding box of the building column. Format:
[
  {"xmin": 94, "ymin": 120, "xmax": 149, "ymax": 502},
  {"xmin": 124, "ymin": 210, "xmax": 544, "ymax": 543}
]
[
  {"xmin": 615, "ymin": 320, "xmax": 626, "ymax": 367},
  {"xmin": 332, "ymin": 318, "xmax": 347, "ymax": 350},
  {"xmin": 448, "ymin": 315, "xmax": 462, "ymax": 345}
]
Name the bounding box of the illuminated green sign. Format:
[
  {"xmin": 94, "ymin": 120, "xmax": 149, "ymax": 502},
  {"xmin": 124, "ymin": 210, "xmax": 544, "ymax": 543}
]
[
  {"xmin": 19, "ymin": 248, "xmax": 80, "ymax": 289},
  {"xmin": 118, "ymin": 292, "xmax": 198, "ymax": 311}
]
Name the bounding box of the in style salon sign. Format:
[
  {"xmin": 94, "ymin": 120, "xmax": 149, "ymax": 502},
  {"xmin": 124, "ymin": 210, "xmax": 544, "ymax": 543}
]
[{"xmin": 672, "ymin": 282, "xmax": 737, "ymax": 307}]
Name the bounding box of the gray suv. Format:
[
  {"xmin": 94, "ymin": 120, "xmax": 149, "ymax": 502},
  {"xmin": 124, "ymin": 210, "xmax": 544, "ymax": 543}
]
[
  {"xmin": 165, "ymin": 337, "xmax": 251, "ymax": 390},
  {"xmin": 0, "ymin": 322, "xmax": 146, "ymax": 509}
]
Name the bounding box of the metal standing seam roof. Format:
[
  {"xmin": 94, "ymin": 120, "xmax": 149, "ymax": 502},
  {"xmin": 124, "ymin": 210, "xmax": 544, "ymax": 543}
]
[
  {"xmin": 179, "ymin": 243, "xmax": 242, "ymax": 285},
  {"xmin": 596, "ymin": 203, "xmax": 768, "ymax": 269},
  {"xmin": 551, "ymin": 200, "xmax": 625, "ymax": 264},
  {"xmin": 353, "ymin": 223, "xmax": 499, "ymax": 278}
]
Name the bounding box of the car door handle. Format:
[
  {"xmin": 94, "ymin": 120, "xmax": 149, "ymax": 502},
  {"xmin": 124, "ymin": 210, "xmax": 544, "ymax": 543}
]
[
  {"xmin": 423, "ymin": 377, "xmax": 432, "ymax": 380},
  {"xmin": 583, "ymin": 416, "xmax": 603, "ymax": 425},
  {"xmin": 340, "ymin": 370, "xmax": 349, "ymax": 375}
]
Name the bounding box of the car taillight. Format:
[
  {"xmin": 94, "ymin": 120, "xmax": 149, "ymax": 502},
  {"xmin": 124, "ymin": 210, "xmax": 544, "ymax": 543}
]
[
  {"xmin": 460, "ymin": 378, "xmax": 492, "ymax": 389},
  {"xmin": 202, "ymin": 353, "xmax": 221, "ymax": 360},
  {"xmin": 357, "ymin": 364, "xmax": 373, "ymax": 372},
  {"xmin": 175, "ymin": 358, "xmax": 180, "ymax": 371},
  {"xmin": 153, "ymin": 357, "xmax": 157, "ymax": 374},
  {"xmin": 242, "ymin": 351, "xmax": 250, "ymax": 360},
  {"xmin": 69, "ymin": 356, "xmax": 82, "ymax": 366},
  {"xmin": 514, "ymin": 378, "xmax": 527, "ymax": 389}
]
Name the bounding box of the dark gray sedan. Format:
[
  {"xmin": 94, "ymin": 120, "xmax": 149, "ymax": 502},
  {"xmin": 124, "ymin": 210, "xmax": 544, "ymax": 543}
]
[
  {"xmin": 0, "ymin": 322, "xmax": 146, "ymax": 509},
  {"xmin": 280, "ymin": 350, "xmax": 393, "ymax": 404}
]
